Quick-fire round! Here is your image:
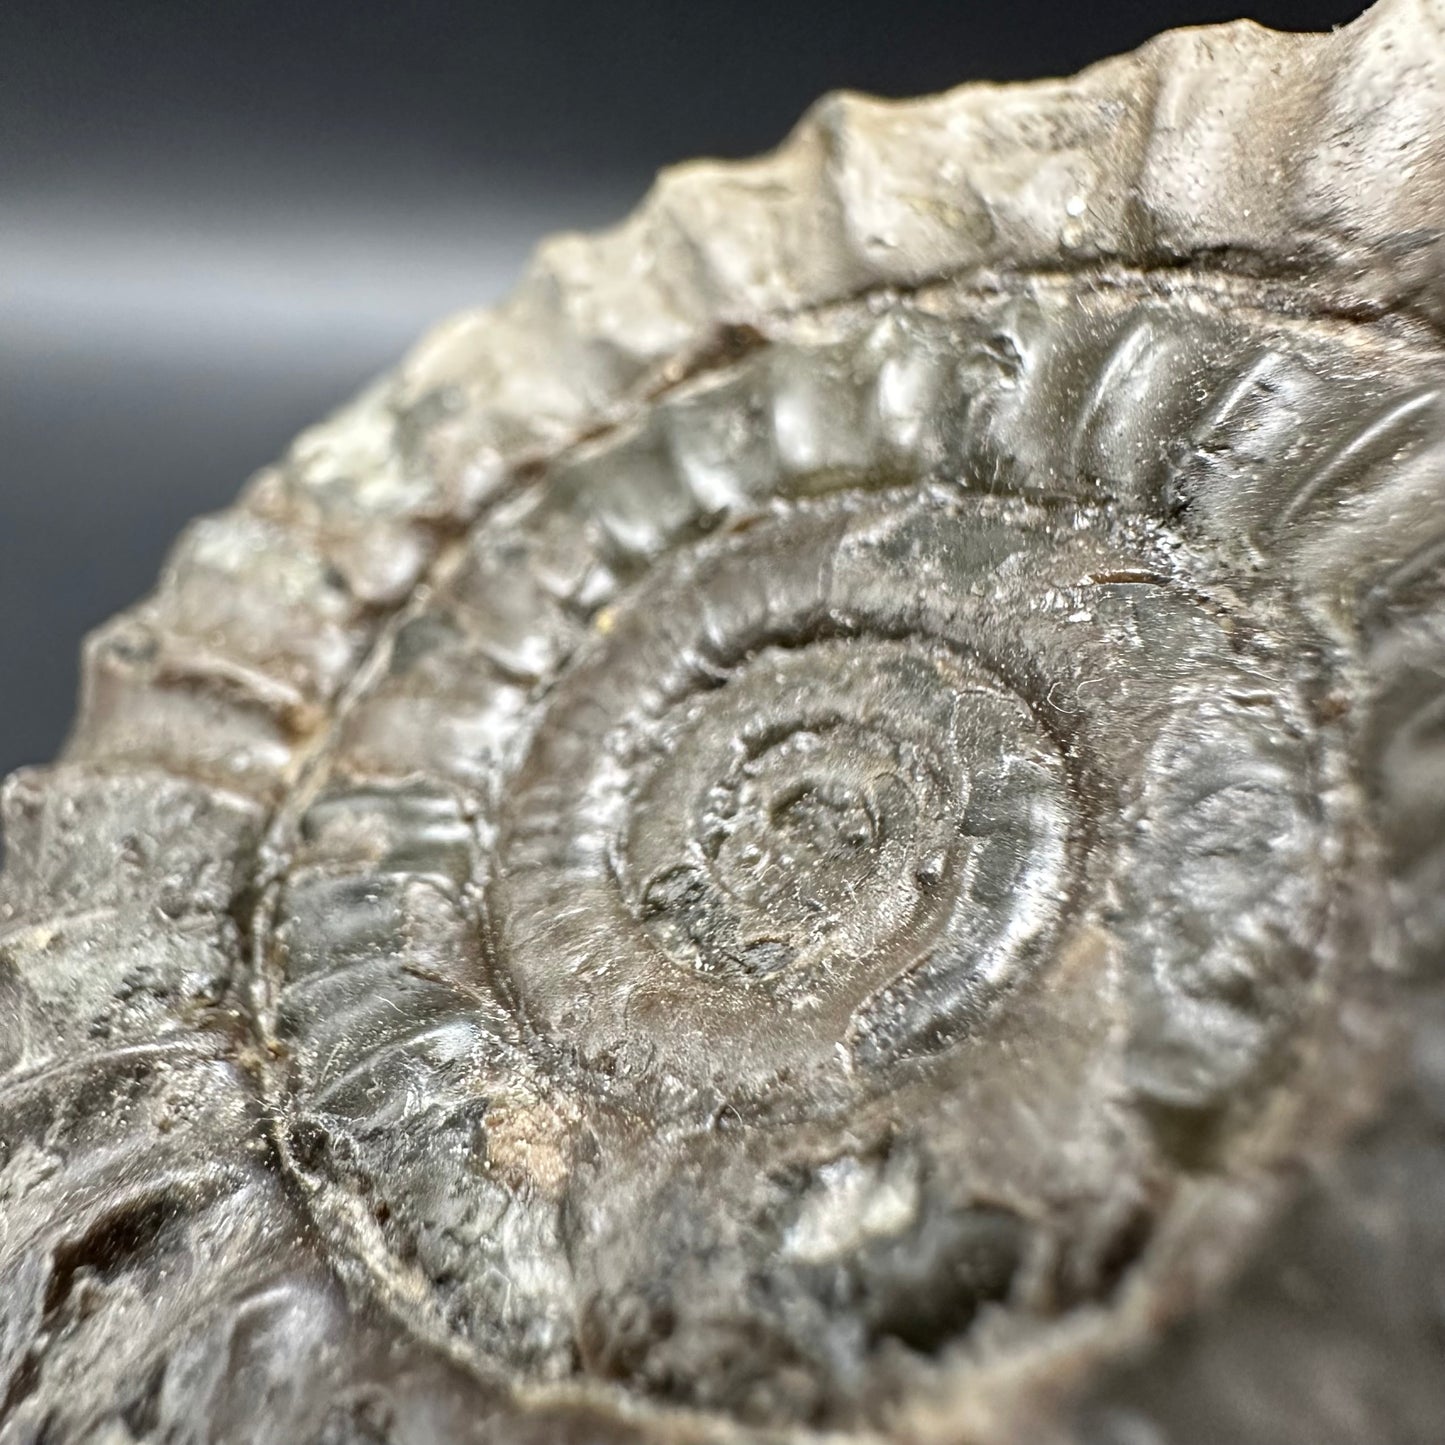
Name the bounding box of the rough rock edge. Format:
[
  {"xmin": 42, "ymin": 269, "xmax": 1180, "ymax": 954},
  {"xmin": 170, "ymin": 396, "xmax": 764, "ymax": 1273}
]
[{"xmin": 54, "ymin": 0, "xmax": 1445, "ymax": 804}]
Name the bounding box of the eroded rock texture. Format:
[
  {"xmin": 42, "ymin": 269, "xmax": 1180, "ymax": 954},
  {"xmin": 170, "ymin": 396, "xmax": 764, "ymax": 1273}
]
[{"xmin": 3, "ymin": 3, "xmax": 1445, "ymax": 1440}]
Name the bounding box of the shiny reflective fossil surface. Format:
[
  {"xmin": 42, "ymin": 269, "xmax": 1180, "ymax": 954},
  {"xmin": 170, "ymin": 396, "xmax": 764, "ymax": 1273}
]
[{"xmin": 3, "ymin": 3, "xmax": 1445, "ymax": 1441}]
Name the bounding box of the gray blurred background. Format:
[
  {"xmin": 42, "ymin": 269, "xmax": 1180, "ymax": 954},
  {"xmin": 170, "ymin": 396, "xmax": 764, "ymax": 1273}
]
[{"xmin": 1, "ymin": 0, "xmax": 1362, "ymax": 774}]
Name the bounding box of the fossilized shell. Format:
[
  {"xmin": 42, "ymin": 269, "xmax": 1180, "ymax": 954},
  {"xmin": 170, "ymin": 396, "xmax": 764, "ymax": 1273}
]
[{"xmin": 3, "ymin": 2, "xmax": 1445, "ymax": 1441}]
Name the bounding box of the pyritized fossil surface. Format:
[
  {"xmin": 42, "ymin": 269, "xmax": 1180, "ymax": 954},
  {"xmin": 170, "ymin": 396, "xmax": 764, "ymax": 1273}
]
[{"xmin": 3, "ymin": 2, "xmax": 1445, "ymax": 1441}]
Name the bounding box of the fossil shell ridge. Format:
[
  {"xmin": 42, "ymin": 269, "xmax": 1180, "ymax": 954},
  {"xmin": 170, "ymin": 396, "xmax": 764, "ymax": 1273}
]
[{"xmin": 3, "ymin": 3, "xmax": 1445, "ymax": 1441}]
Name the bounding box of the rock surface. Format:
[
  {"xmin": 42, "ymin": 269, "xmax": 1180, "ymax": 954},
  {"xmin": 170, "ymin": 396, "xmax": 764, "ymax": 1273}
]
[{"xmin": 3, "ymin": 2, "xmax": 1445, "ymax": 1440}]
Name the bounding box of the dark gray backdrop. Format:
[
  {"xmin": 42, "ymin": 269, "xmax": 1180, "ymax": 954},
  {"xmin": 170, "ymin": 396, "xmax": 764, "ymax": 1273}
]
[{"xmin": 0, "ymin": 0, "xmax": 1362, "ymax": 774}]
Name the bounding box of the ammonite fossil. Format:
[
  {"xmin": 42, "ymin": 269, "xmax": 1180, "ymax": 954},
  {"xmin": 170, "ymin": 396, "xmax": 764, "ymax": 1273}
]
[{"xmin": 3, "ymin": 3, "xmax": 1445, "ymax": 1440}]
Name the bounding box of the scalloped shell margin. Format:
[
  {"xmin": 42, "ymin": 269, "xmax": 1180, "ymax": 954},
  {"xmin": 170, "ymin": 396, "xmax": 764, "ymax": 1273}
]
[{"xmin": 56, "ymin": 0, "xmax": 1445, "ymax": 808}]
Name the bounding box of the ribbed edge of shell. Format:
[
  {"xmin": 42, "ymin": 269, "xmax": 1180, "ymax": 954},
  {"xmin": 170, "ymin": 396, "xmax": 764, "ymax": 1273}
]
[{"xmin": 55, "ymin": 0, "xmax": 1444, "ymax": 808}]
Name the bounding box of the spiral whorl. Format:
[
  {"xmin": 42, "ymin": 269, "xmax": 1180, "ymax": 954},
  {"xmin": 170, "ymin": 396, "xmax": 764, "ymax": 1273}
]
[
  {"xmin": 244, "ymin": 282, "xmax": 1408, "ymax": 1422},
  {"xmin": 6, "ymin": 7, "xmax": 1445, "ymax": 1438}
]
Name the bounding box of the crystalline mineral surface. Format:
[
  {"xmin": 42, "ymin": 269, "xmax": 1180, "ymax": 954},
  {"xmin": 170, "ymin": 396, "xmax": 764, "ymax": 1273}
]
[{"xmin": 3, "ymin": 2, "xmax": 1444, "ymax": 1441}]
